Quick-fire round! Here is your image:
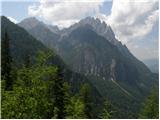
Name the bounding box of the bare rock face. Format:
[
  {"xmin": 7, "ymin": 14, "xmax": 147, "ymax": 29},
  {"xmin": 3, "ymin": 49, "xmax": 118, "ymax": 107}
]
[{"xmin": 79, "ymin": 17, "xmax": 118, "ymax": 45}]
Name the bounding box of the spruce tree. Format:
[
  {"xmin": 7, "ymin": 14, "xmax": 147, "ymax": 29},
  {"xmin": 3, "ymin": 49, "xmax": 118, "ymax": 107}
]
[
  {"xmin": 139, "ymin": 87, "xmax": 159, "ymax": 119},
  {"xmin": 79, "ymin": 84, "xmax": 93, "ymax": 118},
  {"xmin": 1, "ymin": 32, "xmax": 13, "ymax": 90},
  {"xmin": 53, "ymin": 68, "xmax": 66, "ymax": 118}
]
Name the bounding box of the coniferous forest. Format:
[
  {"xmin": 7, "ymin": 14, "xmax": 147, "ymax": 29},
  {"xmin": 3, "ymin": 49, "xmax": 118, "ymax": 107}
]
[
  {"xmin": 1, "ymin": 11, "xmax": 159, "ymax": 119},
  {"xmin": 1, "ymin": 31, "xmax": 95, "ymax": 119}
]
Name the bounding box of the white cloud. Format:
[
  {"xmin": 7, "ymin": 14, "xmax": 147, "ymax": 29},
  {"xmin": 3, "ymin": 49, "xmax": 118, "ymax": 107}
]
[
  {"xmin": 28, "ymin": 0, "xmax": 105, "ymax": 28},
  {"xmin": 7, "ymin": 16, "xmax": 17, "ymax": 24},
  {"xmin": 28, "ymin": 0, "xmax": 158, "ymax": 43},
  {"xmin": 105, "ymin": 0, "xmax": 159, "ymax": 43}
]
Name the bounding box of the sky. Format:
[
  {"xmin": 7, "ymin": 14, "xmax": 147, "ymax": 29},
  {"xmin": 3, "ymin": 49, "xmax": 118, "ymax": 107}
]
[{"xmin": 1, "ymin": 0, "xmax": 159, "ymax": 61}]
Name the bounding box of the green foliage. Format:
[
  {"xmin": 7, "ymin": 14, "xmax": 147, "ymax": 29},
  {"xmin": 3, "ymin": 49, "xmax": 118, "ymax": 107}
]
[
  {"xmin": 2, "ymin": 50, "xmax": 96, "ymax": 118},
  {"xmin": 79, "ymin": 83, "xmax": 94, "ymax": 118},
  {"xmin": 2, "ymin": 86, "xmax": 46, "ymax": 118},
  {"xmin": 102, "ymin": 99, "xmax": 112, "ymax": 119},
  {"xmin": 1, "ymin": 51, "xmax": 66, "ymax": 119},
  {"xmin": 139, "ymin": 87, "xmax": 159, "ymax": 119},
  {"xmin": 51, "ymin": 68, "xmax": 67, "ymax": 118},
  {"xmin": 65, "ymin": 95, "xmax": 85, "ymax": 118},
  {"xmin": 36, "ymin": 50, "xmax": 54, "ymax": 66}
]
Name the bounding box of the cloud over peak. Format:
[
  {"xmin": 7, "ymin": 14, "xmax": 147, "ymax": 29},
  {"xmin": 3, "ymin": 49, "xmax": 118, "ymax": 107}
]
[{"xmin": 28, "ymin": 0, "xmax": 105, "ymax": 28}]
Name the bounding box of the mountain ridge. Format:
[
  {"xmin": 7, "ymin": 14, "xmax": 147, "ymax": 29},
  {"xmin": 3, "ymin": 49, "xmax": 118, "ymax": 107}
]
[{"xmin": 18, "ymin": 16, "xmax": 157, "ymax": 96}]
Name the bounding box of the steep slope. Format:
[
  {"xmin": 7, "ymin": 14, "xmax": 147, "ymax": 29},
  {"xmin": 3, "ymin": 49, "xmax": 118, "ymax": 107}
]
[
  {"xmin": 1, "ymin": 16, "xmax": 102, "ymax": 118},
  {"xmin": 58, "ymin": 24, "xmax": 158, "ymax": 118}
]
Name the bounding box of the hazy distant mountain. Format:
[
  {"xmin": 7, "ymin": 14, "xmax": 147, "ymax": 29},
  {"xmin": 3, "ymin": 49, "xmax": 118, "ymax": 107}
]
[
  {"xmin": 18, "ymin": 16, "xmax": 158, "ymax": 118},
  {"xmin": 18, "ymin": 17, "xmax": 60, "ymax": 33},
  {"xmin": 17, "ymin": 17, "xmax": 44, "ymax": 30},
  {"xmin": 18, "ymin": 17, "xmax": 60, "ymax": 49},
  {"xmin": 143, "ymin": 58, "xmax": 159, "ymax": 73}
]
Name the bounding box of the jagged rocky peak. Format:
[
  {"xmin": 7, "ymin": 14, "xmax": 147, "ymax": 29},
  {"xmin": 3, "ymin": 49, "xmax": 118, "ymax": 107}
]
[
  {"xmin": 79, "ymin": 16, "xmax": 118, "ymax": 45},
  {"xmin": 80, "ymin": 16, "xmax": 101, "ymax": 24},
  {"xmin": 79, "ymin": 16, "xmax": 107, "ymax": 30}
]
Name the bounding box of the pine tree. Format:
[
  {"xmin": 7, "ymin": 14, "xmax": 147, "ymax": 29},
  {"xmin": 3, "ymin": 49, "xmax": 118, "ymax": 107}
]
[
  {"xmin": 79, "ymin": 84, "xmax": 93, "ymax": 118},
  {"xmin": 139, "ymin": 87, "xmax": 159, "ymax": 119},
  {"xmin": 1, "ymin": 32, "xmax": 13, "ymax": 90}
]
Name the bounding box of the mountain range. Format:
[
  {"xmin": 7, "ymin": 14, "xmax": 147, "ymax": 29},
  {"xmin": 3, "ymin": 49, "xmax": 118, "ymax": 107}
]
[
  {"xmin": 1, "ymin": 16, "xmax": 158, "ymax": 118},
  {"xmin": 19, "ymin": 16, "xmax": 157, "ymax": 95}
]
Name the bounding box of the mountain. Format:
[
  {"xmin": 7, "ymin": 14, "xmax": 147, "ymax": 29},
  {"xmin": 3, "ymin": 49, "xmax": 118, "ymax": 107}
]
[
  {"xmin": 57, "ymin": 24, "xmax": 156, "ymax": 96},
  {"xmin": 143, "ymin": 58, "xmax": 159, "ymax": 73},
  {"xmin": 1, "ymin": 16, "xmax": 103, "ymax": 118},
  {"xmin": 18, "ymin": 17, "xmax": 60, "ymax": 49},
  {"xmin": 61, "ymin": 17, "xmax": 136, "ymax": 59},
  {"xmin": 18, "ymin": 16, "xmax": 158, "ymax": 118},
  {"xmin": 61, "ymin": 17, "xmax": 117, "ymax": 44}
]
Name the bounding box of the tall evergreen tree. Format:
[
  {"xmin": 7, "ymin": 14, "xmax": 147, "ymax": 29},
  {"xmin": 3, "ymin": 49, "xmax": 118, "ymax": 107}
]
[
  {"xmin": 1, "ymin": 32, "xmax": 13, "ymax": 90},
  {"xmin": 79, "ymin": 84, "xmax": 93, "ymax": 118},
  {"xmin": 53, "ymin": 68, "xmax": 66, "ymax": 118},
  {"xmin": 139, "ymin": 87, "xmax": 159, "ymax": 119}
]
